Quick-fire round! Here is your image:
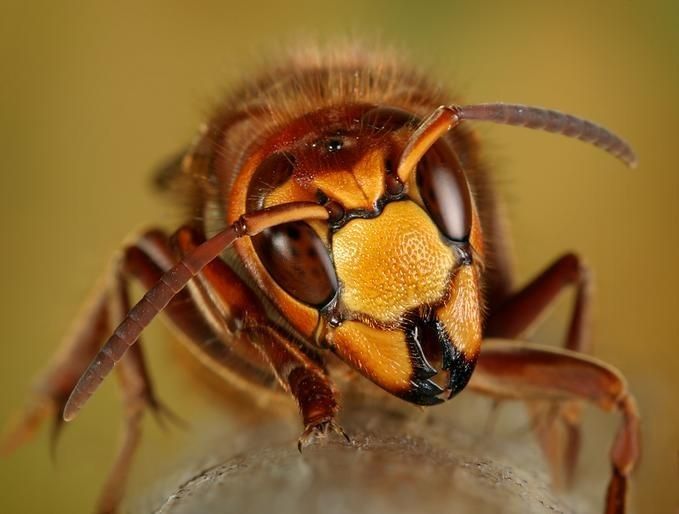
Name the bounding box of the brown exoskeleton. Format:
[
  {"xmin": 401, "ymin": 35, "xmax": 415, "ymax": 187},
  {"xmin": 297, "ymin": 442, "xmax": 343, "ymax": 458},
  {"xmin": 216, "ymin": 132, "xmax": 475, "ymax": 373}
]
[{"xmin": 3, "ymin": 47, "xmax": 640, "ymax": 513}]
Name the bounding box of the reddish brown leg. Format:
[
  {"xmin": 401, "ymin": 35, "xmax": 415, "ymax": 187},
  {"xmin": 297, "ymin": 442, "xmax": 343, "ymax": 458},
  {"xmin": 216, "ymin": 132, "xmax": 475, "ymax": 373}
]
[
  {"xmin": 171, "ymin": 226, "xmax": 344, "ymax": 450},
  {"xmin": 485, "ymin": 252, "xmax": 590, "ymax": 350},
  {"xmin": 470, "ymin": 340, "xmax": 640, "ymax": 514},
  {"xmin": 253, "ymin": 323, "xmax": 345, "ymax": 451},
  {"xmin": 95, "ymin": 263, "xmax": 159, "ymax": 514},
  {"xmin": 484, "ymin": 252, "xmax": 591, "ymax": 486}
]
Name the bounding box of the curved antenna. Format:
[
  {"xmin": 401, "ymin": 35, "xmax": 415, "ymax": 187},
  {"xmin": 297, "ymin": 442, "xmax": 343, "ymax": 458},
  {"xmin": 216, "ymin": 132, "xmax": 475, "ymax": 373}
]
[
  {"xmin": 397, "ymin": 103, "xmax": 637, "ymax": 183},
  {"xmin": 458, "ymin": 103, "xmax": 638, "ymax": 166},
  {"xmin": 62, "ymin": 202, "xmax": 329, "ymax": 422}
]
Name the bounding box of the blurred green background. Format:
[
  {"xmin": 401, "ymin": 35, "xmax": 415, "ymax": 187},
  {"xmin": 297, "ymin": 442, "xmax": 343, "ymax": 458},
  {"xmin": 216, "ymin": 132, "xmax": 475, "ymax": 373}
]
[{"xmin": 1, "ymin": 1, "xmax": 677, "ymax": 512}]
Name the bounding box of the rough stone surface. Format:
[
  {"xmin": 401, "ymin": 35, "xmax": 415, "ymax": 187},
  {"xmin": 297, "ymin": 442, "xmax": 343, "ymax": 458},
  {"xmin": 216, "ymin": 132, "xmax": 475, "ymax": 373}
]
[{"xmin": 147, "ymin": 396, "xmax": 580, "ymax": 514}]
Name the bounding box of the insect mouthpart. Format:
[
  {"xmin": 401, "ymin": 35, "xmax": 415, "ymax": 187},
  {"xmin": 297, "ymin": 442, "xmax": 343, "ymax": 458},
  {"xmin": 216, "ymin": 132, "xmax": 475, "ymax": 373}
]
[{"xmin": 403, "ymin": 310, "xmax": 477, "ymax": 405}]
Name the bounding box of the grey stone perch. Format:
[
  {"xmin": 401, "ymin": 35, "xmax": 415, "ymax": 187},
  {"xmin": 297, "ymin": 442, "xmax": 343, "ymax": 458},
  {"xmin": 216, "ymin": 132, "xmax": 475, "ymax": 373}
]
[{"xmin": 143, "ymin": 393, "xmax": 587, "ymax": 514}]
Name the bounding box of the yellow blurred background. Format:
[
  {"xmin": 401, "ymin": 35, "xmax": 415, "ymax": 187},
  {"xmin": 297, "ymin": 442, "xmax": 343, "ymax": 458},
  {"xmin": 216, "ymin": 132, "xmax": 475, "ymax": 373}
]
[{"xmin": 1, "ymin": 1, "xmax": 677, "ymax": 512}]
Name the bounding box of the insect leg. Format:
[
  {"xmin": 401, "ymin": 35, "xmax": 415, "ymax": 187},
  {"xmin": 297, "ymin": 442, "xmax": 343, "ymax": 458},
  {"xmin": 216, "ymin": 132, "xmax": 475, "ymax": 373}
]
[
  {"xmin": 253, "ymin": 323, "xmax": 345, "ymax": 451},
  {"xmin": 96, "ymin": 228, "xmax": 253, "ymax": 513},
  {"xmin": 470, "ymin": 340, "xmax": 639, "ymax": 514},
  {"xmin": 171, "ymin": 225, "xmax": 344, "ymax": 450},
  {"xmin": 483, "ymin": 252, "xmax": 591, "ymax": 487},
  {"xmin": 484, "ymin": 252, "xmax": 590, "ymax": 350},
  {"xmin": 95, "ymin": 247, "xmax": 170, "ymax": 514}
]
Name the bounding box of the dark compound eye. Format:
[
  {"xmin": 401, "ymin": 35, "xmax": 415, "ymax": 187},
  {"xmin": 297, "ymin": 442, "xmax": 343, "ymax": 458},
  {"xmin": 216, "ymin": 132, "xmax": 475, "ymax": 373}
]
[
  {"xmin": 252, "ymin": 221, "xmax": 338, "ymax": 307},
  {"xmin": 416, "ymin": 141, "xmax": 472, "ymax": 242}
]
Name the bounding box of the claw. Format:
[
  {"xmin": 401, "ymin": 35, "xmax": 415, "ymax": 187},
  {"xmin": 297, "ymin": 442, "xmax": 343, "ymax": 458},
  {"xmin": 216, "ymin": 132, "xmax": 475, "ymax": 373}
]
[{"xmin": 297, "ymin": 419, "xmax": 351, "ymax": 452}]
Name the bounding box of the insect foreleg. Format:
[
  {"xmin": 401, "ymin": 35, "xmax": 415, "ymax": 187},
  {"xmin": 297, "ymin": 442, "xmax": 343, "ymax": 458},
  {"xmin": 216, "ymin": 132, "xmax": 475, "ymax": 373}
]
[{"xmin": 485, "ymin": 252, "xmax": 591, "ymax": 350}]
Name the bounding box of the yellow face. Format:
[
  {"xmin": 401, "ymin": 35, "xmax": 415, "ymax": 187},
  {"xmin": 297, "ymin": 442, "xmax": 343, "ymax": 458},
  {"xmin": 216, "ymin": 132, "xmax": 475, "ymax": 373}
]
[
  {"xmin": 333, "ymin": 201, "xmax": 455, "ymax": 324},
  {"xmin": 230, "ymin": 104, "xmax": 484, "ymax": 404},
  {"xmin": 326, "ymin": 199, "xmax": 482, "ymax": 403}
]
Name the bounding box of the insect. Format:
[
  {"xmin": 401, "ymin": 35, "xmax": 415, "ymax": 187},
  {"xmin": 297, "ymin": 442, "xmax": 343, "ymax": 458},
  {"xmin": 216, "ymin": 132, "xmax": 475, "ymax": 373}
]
[{"xmin": 3, "ymin": 47, "xmax": 639, "ymax": 513}]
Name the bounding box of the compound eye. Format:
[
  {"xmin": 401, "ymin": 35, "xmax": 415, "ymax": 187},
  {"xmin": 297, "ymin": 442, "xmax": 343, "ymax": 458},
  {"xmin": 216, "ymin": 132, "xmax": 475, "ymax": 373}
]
[
  {"xmin": 252, "ymin": 222, "xmax": 338, "ymax": 307},
  {"xmin": 416, "ymin": 141, "xmax": 472, "ymax": 242}
]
